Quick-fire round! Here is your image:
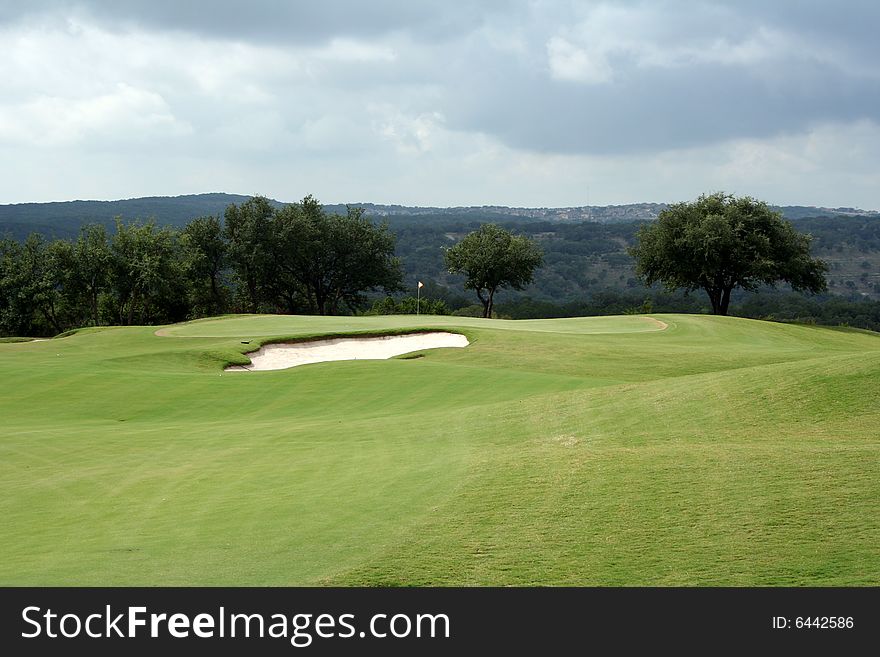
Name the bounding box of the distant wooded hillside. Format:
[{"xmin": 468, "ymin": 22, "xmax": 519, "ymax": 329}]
[
  {"xmin": 2, "ymin": 193, "xmax": 877, "ymax": 241},
  {"xmin": 0, "ymin": 193, "xmax": 269, "ymax": 240},
  {"xmin": 3, "ymin": 193, "xmax": 879, "ymax": 303}
]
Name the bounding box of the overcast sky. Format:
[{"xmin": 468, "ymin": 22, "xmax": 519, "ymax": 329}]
[{"xmin": 1, "ymin": 0, "xmax": 878, "ymax": 208}]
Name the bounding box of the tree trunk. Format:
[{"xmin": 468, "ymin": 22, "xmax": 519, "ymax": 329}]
[
  {"xmin": 703, "ymin": 286, "xmax": 719, "ymax": 314},
  {"xmin": 127, "ymin": 290, "xmax": 136, "ymax": 325},
  {"xmin": 487, "ymin": 288, "xmax": 496, "ymax": 319},
  {"xmin": 304, "ymin": 282, "xmax": 316, "ymax": 314},
  {"xmin": 476, "ymin": 288, "xmax": 489, "ymax": 318},
  {"xmin": 719, "ymin": 286, "xmax": 733, "ymax": 316},
  {"xmin": 90, "ymin": 289, "xmax": 99, "ymax": 326},
  {"xmin": 210, "ymin": 270, "xmax": 220, "ymax": 312},
  {"xmin": 244, "ymin": 265, "xmax": 258, "ymax": 312},
  {"xmin": 41, "ymin": 304, "xmax": 62, "ymax": 334},
  {"xmin": 314, "ymin": 279, "xmax": 328, "ymax": 315}
]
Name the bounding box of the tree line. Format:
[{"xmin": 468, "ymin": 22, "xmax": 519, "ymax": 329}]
[
  {"xmin": 4, "ymin": 190, "xmax": 876, "ymax": 337},
  {"xmin": 0, "ymin": 196, "xmax": 404, "ymax": 337}
]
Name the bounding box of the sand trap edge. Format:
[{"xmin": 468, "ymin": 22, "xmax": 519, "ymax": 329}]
[{"xmin": 225, "ymin": 331, "xmax": 469, "ymax": 372}]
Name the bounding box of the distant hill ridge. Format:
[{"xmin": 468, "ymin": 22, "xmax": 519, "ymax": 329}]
[{"xmin": 1, "ymin": 192, "xmax": 878, "ymax": 240}]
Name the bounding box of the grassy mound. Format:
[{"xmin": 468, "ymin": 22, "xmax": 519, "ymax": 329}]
[{"xmin": 1, "ymin": 313, "xmax": 878, "ymax": 585}]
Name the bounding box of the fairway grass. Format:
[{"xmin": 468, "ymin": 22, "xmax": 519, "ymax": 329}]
[{"xmin": 1, "ymin": 313, "xmax": 878, "ymax": 585}]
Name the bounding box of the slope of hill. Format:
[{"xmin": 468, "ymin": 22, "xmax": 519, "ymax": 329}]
[
  {"xmin": 2, "ymin": 193, "xmax": 877, "ymax": 241},
  {"xmin": 1, "ymin": 313, "xmax": 878, "ymax": 585},
  {"xmin": 0, "ymin": 193, "xmax": 270, "ymax": 239}
]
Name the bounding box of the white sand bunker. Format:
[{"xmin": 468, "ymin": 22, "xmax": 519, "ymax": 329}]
[{"xmin": 226, "ymin": 331, "xmax": 469, "ymax": 371}]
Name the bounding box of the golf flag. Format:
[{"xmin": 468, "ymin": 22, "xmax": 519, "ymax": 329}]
[{"xmin": 418, "ymin": 281, "xmax": 424, "ymax": 289}]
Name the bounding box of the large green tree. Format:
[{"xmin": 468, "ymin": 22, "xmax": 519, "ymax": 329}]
[
  {"xmin": 1, "ymin": 231, "xmax": 109, "ymax": 335},
  {"xmin": 223, "ymin": 196, "xmax": 275, "ymax": 313},
  {"xmin": 0, "ymin": 235, "xmax": 54, "ymax": 335},
  {"xmin": 272, "ymin": 196, "xmax": 403, "ymax": 315},
  {"xmin": 629, "ymin": 192, "xmax": 828, "ymax": 315},
  {"xmin": 181, "ymin": 215, "xmax": 228, "ymax": 317},
  {"xmin": 445, "ymin": 223, "xmax": 543, "ymax": 318},
  {"xmin": 70, "ymin": 224, "xmax": 111, "ymax": 326},
  {"xmin": 108, "ymin": 219, "xmax": 186, "ymax": 325}
]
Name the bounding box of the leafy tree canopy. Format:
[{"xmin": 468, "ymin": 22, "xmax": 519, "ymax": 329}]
[
  {"xmin": 227, "ymin": 195, "xmax": 403, "ymax": 315},
  {"xmin": 181, "ymin": 215, "xmax": 227, "ymax": 317},
  {"xmin": 629, "ymin": 192, "xmax": 828, "ymax": 315}
]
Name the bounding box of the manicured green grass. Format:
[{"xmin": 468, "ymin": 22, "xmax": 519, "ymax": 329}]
[{"xmin": 1, "ymin": 313, "xmax": 878, "ymax": 585}]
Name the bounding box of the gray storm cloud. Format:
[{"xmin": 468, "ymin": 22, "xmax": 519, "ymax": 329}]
[
  {"xmin": 0, "ymin": 0, "xmax": 877, "ymax": 207},
  {"xmin": 0, "ymin": 0, "xmax": 515, "ymax": 42}
]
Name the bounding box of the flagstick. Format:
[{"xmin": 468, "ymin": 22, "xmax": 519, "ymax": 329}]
[{"xmin": 417, "ymin": 283, "xmax": 420, "ymax": 316}]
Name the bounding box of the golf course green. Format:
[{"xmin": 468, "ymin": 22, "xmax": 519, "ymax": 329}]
[{"xmin": 1, "ymin": 313, "xmax": 878, "ymax": 585}]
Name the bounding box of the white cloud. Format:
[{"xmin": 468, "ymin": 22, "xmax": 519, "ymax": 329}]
[
  {"xmin": 2, "ymin": 113, "xmax": 879, "ymax": 211},
  {"xmin": 546, "ymin": 36, "xmax": 612, "ymax": 84},
  {"xmin": 315, "ymin": 38, "xmax": 397, "ymax": 63},
  {"xmin": 0, "ymin": 83, "xmax": 190, "ymax": 146},
  {"xmin": 710, "ymin": 120, "xmax": 880, "ymax": 206},
  {"xmin": 373, "ymin": 107, "xmax": 446, "ymax": 155},
  {"xmin": 545, "ymin": 4, "xmax": 795, "ymax": 77}
]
